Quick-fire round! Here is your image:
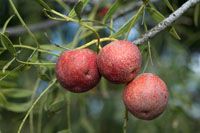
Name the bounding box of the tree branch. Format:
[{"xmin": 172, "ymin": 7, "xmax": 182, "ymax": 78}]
[
  {"xmin": 133, "ymin": 0, "xmax": 200, "ymax": 45},
  {"xmin": 0, "ymin": 1, "xmax": 152, "ymax": 36},
  {"xmin": 0, "ymin": 20, "xmax": 62, "ymax": 36}
]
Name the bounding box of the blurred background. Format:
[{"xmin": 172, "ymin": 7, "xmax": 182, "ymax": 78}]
[{"xmin": 0, "ymin": 0, "xmax": 200, "ymax": 133}]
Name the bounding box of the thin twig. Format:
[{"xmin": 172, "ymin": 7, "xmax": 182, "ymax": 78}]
[
  {"xmin": 76, "ymin": 37, "xmax": 117, "ymax": 49},
  {"xmin": 133, "ymin": 0, "xmax": 200, "ymax": 45},
  {"xmin": 123, "ymin": 108, "xmax": 129, "ymax": 133},
  {"xmin": 8, "ymin": 0, "xmax": 39, "ymax": 47},
  {"xmin": 29, "ymin": 78, "xmax": 40, "ymax": 133},
  {"xmin": 17, "ymin": 78, "xmax": 57, "ymax": 133},
  {"xmin": 66, "ymin": 92, "xmax": 71, "ymax": 133}
]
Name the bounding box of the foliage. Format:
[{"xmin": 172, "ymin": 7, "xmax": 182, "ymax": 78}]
[{"xmin": 0, "ymin": 0, "xmax": 200, "ymax": 133}]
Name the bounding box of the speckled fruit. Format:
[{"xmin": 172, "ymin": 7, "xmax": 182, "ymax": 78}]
[
  {"xmin": 97, "ymin": 40, "xmax": 141, "ymax": 84},
  {"xmin": 123, "ymin": 73, "xmax": 169, "ymax": 120},
  {"xmin": 56, "ymin": 49, "xmax": 101, "ymax": 93}
]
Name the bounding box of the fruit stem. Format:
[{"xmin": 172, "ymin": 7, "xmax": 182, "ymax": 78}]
[
  {"xmin": 66, "ymin": 92, "xmax": 72, "ymax": 133},
  {"xmin": 76, "ymin": 37, "xmax": 117, "ymax": 49},
  {"xmin": 123, "ymin": 108, "xmax": 129, "ymax": 133}
]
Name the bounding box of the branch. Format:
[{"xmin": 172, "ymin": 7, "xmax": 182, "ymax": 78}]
[
  {"xmin": 0, "ymin": 20, "xmax": 62, "ymax": 36},
  {"xmin": 0, "ymin": 1, "xmax": 153, "ymax": 36},
  {"xmin": 63, "ymin": 0, "xmax": 115, "ymax": 4},
  {"xmin": 133, "ymin": 0, "xmax": 200, "ymax": 45},
  {"xmin": 113, "ymin": 0, "xmax": 158, "ymax": 20}
]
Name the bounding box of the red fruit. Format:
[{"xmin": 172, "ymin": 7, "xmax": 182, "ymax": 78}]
[
  {"xmin": 98, "ymin": 7, "xmax": 109, "ymax": 17},
  {"xmin": 56, "ymin": 49, "xmax": 101, "ymax": 93},
  {"xmin": 123, "ymin": 73, "xmax": 169, "ymax": 120},
  {"xmin": 97, "ymin": 40, "xmax": 141, "ymax": 84}
]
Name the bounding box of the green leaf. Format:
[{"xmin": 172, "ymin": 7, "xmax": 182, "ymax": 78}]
[
  {"xmin": 2, "ymin": 57, "xmax": 15, "ymax": 73},
  {"xmin": 138, "ymin": 43, "xmax": 148, "ymax": 54},
  {"xmin": 111, "ymin": 5, "xmax": 144, "ymax": 38},
  {"xmin": 0, "ymin": 64, "xmax": 23, "ymax": 81},
  {"xmin": 146, "ymin": 7, "xmax": 164, "ymax": 22},
  {"xmin": 0, "ymin": 33, "xmax": 16, "ymax": 56},
  {"xmin": 57, "ymin": 129, "xmax": 70, "ymax": 133},
  {"xmin": 74, "ymin": 1, "xmax": 84, "ymax": 20},
  {"xmin": 35, "ymin": 0, "xmax": 51, "ymax": 10},
  {"xmin": 68, "ymin": 0, "xmax": 89, "ymax": 18},
  {"xmin": 0, "ymin": 61, "xmax": 8, "ymax": 67},
  {"xmin": 0, "ymin": 93, "xmax": 7, "ymax": 106},
  {"xmin": 40, "ymin": 73, "xmax": 50, "ymax": 81},
  {"xmin": 103, "ymin": 0, "xmax": 122, "ymax": 23},
  {"xmin": 40, "ymin": 44, "xmax": 64, "ymax": 51},
  {"xmin": 44, "ymin": 91, "xmax": 65, "ymax": 112},
  {"xmin": 194, "ymin": 4, "xmax": 200, "ymax": 26},
  {"xmin": 55, "ymin": 0, "xmax": 69, "ymax": 11},
  {"xmin": 2, "ymin": 15, "xmax": 15, "ymax": 34},
  {"xmin": 5, "ymin": 101, "xmax": 31, "ymax": 112},
  {"xmin": 146, "ymin": 7, "xmax": 181, "ymax": 40},
  {"xmin": 0, "ymin": 80, "xmax": 17, "ymax": 88},
  {"xmin": 47, "ymin": 99, "xmax": 65, "ymax": 112},
  {"xmin": 163, "ymin": 0, "xmax": 175, "ymax": 12},
  {"xmin": 1, "ymin": 89, "xmax": 33, "ymax": 98},
  {"xmin": 0, "ymin": 71, "xmax": 18, "ymax": 78},
  {"xmin": 80, "ymin": 117, "xmax": 95, "ymax": 133},
  {"xmin": 169, "ymin": 27, "xmax": 181, "ymax": 40},
  {"xmin": 0, "ymin": 48, "xmax": 6, "ymax": 55}
]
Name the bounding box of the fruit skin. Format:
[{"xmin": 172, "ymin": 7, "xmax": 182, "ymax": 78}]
[
  {"xmin": 97, "ymin": 40, "xmax": 141, "ymax": 84},
  {"xmin": 56, "ymin": 49, "xmax": 101, "ymax": 93},
  {"xmin": 123, "ymin": 73, "xmax": 169, "ymax": 120}
]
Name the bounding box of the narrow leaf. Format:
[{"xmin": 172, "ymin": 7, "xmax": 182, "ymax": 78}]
[
  {"xmin": 0, "ymin": 48, "xmax": 6, "ymax": 55},
  {"xmin": 0, "ymin": 33, "xmax": 16, "ymax": 56},
  {"xmin": 0, "ymin": 80, "xmax": 17, "ymax": 88},
  {"xmin": 2, "ymin": 58, "xmax": 15, "ymax": 73},
  {"xmin": 163, "ymin": 0, "xmax": 174, "ymax": 12},
  {"xmin": 55, "ymin": 0, "xmax": 68, "ymax": 11},
  {"xmin": 147, "ymin": 7, "xmax": 181, "ymax": 40},
  {"xmin": 1, "ymin": 89, "xmax": 33, "ymax": 98},
  {"xmin": 35, "ymin": 0, "xmax": 51, "ymax": 10},
  {"xmin": 0, "ymin": 70, "xmax": 18, "ymax": 78},
  {"xmin": 5, "ymin": 101, "xmax": 31, "ymax": 112},
  {"xmin": 57, "ymin": 129, "xmax": 70, "ymax": 133},
  {"xmin": 169, "ymin": 27, "xmax": 181, "ymax": 40},
  {"xmin": 0, "ymin": 93, "xmax": 7, "ymax": 106},
  {"xmin": 0, "ymin": 64, "xmax": 23, "ymax": 81},
  {"xmin": 111, "ymin": 5, "xmax": 144, "ymax": 38},
  {"xmin": 48, "ymin": 99, "xmax": 65, "ymax": 112},
  {"xmin": 17, "ymin": 78, "xmax": 57, "ymax": 132},
  {"xmin": 68, "ymin": 0, "xmax": 89, "ymax": 18},
  {"xmin": 146, "ymin": 7, "xmax": 164, "ymax": 22},
  {"xmin": 2, "ymin": 15, "xmax": 15, "ymax": 34},
  {"xmin": 74, "ymin": 1, "xmax": 84, "ymax": 20},
  {"xmin": 103, "ymin": 0, "xmax": 122, "ymax": 23}
]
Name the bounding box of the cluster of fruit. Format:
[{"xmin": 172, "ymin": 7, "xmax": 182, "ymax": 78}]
[{"xmin": 55, "ymin": 40, "xmax": 169, "ymax": 120}]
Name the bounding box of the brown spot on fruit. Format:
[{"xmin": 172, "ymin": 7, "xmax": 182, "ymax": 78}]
[
  {"xmin": 84, "ymin": 69, "xmax": 90, "ymax": 75},
  {"xmin": 141, "ymin": 110, "xmax": 149, "ymax": 115}
]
